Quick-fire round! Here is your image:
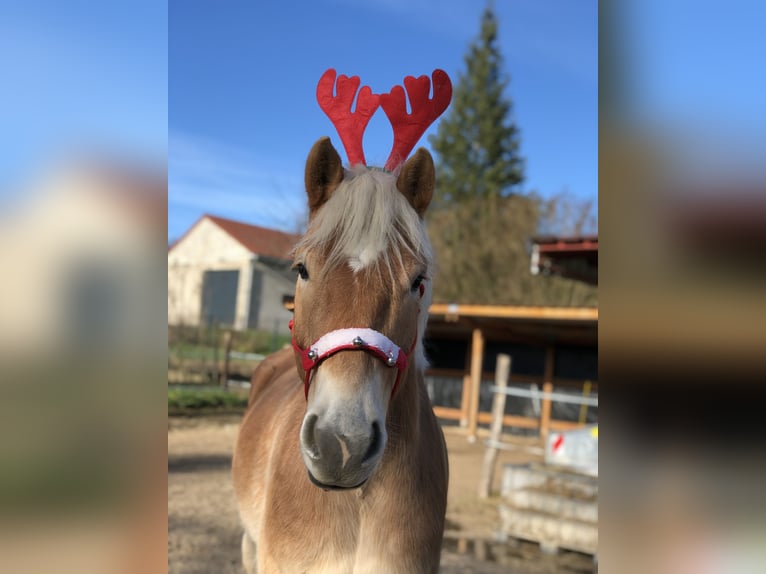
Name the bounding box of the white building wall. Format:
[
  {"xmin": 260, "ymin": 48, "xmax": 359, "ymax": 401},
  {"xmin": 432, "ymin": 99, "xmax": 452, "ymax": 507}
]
[
  {"xmin": 168, "ymin": 218, "xmax": 251, "ymax": 327},
  {"xmin": 168, "ymin": 217, "xmax": 296, "ymax": 333}
]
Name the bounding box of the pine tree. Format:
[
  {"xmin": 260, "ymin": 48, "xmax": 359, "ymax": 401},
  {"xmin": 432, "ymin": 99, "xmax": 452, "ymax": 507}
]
[
  {"xmin": 427, "ymin": 4, "xmax": 597, "ymax": 307},
  {"xmin": 429, "ymin": 4, "xmax": 524, "ymax": 207},
  {"xmin": 428, "ymin": 4, "xmax": 529, "ymax": 305}
]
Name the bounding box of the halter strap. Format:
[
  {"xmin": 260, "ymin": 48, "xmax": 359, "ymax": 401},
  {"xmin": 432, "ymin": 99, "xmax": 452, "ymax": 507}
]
[
  {"xmin": 289, "ymin": 321, "xmax": 417, "ymax": 400},
  {"xmin": 290, "ymin": 282, "xmax": 425, "ymax": 400}
]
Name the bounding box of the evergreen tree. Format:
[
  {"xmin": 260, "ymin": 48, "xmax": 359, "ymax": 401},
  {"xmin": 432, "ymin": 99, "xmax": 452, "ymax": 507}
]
[
  {"xmin": 429, "ymin": 4, "xmax": 524, "ymax": 207},
  {"xmin": 427, "ymin": 4, "xmax": 597, "ymax": 307}
]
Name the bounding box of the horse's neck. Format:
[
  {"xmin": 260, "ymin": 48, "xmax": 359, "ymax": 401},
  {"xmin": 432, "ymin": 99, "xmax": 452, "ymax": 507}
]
[{"xmin": 385, "ymin": 366, "xmax": 425, "ymax": 444}]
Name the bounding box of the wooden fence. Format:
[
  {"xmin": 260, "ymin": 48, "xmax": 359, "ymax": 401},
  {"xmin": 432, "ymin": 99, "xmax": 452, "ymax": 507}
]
[{"xmin": 426, "ymin": 345, "xmax": 596, "ymax": 443}]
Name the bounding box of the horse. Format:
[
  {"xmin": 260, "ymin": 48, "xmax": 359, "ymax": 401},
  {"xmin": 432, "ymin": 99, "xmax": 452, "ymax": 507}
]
[{"xmin": 232, "ymin": 69, "xmax": 451, "ymax": 573}]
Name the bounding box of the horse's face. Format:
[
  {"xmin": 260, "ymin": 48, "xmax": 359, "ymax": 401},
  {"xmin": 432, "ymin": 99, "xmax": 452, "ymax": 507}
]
[{"xmin": 292, "ymin": 138, "xmax": 434, "ymax": 489}]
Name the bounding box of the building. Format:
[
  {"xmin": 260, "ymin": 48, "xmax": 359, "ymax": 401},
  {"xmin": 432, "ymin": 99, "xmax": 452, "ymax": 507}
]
[
  {"xmin": 168, "ymin": 215, "xmax": 299, "ymax": 332},
  {"xmin": 424, "ymin": 304, "xmax": 598, "ymax": 440},
  {"xmin": 530, "ymin": 235, "xmax": 598, "ymax": 285},
  {"xmin": 0, "ymin": 160, "xmax": 165, "ymax": 355}
]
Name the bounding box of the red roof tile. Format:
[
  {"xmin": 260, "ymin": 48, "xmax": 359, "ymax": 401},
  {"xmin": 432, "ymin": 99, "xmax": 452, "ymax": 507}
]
[
  {"xmin": 208, "ymin": 215, "xmax": 301, "ymax": 260},
  {"xmin": 170, "ymin": 214, "xmax": 301, "ymax": 260}
]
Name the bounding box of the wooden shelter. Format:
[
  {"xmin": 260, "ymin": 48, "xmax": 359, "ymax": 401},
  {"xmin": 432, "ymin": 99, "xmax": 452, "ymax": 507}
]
[{"xmin": 423, "ymin": 304, "xmax": 598, "ymax": 441}]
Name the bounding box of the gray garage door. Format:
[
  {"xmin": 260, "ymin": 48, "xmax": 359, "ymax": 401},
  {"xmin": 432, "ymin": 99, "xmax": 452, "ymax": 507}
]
[{"xmin": 201, "ymin": 269, "xmax": 239, "ymax": 327}]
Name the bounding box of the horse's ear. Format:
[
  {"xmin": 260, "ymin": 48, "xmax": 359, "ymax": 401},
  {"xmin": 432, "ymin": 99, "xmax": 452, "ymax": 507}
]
[
  {"xmin": 396, "ymin": 147, "xmax": 434, "ymax": 217},
  {"xmin": 305, "ymin": 137, "xmax": 344, "ymax": 216}
]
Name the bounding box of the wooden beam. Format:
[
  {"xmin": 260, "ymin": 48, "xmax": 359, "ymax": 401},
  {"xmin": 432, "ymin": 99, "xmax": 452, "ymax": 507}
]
[
  {"xmin": 479, "ymin": 354, "xmax": 511, "ymax": 498},
  {"xmin": 549, "ymin": 420, "xmax": 588, "ymax": 432},
  {"xmin": 579, "ymin": 381, "xmax": 592, "ymax": 424},
  {"xmin": 539, "ymin": 345, "xmax": 555, "ymax": 444},
  {"xmin": 466, "ymin": 327, "xmax": 485, "ymax": 441},
  {"xmin": 459, "ymin": 374, "xmax": 471, "ymax": 427},
  {"xmin": 476, "ymin": 412, "xmax": 540, "ymax": 429},
  {"xmin": 473, "ymin": 412, "xmax": 587, "ymax": 432},
  {"xmin": 460, "ymin": 342, "xmax": 473, "ymax": 427},
  {"xmin": 429, "ymin": 304, "xmax": 598, "ymax": 322},
  {"xmin": 432, "ymin": 406, "xmax": 461, "ymax": 420},
  {"xmin": 220, "ymin": 330, "xmax": 233, "ymax": 389}
]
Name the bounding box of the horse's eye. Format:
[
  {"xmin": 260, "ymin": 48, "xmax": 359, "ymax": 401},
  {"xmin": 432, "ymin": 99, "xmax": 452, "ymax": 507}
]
[
  {"xmin": 410, "ymin": 274, "xmax": 425, "ymax": 292},
  {"xmin": 294, "ymin": 263, "xmax": 309, "ymax": 281}
]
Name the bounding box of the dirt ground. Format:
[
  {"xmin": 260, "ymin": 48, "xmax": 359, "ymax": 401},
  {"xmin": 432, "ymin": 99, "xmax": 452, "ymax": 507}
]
[{"xmin": 168, "ymin": 415, "xmax": 594, "ymax": 573}]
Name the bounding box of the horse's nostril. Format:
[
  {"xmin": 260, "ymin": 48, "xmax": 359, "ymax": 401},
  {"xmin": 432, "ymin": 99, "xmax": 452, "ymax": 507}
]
[
  {"xmin": 362, "ymin": 421, "xmax": 382, "ymax": 464},
  {"xmin": 301, "ymin": 414, "xmax": 321, "ymax": 460}
]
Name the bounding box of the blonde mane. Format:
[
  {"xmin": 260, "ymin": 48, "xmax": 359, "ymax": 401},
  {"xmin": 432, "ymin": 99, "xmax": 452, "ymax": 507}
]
[{"xmin": 295, "ymin": 166, "xmax": 433, "ymax": 278}]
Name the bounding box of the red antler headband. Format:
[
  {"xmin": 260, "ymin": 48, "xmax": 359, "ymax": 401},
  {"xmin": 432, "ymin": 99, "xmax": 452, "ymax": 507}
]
[
  {"xmin": 316, "ymin": 70, "xmax": 380, "ymax": 167},
  {"xmin": 316, "ymin": 68, "xmax": 453, "ymax": 171}
]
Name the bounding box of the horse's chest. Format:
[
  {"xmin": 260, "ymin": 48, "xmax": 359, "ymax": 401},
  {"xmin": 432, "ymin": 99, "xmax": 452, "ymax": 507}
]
[
  {"xmin": 262, "ymin": 530, "xmax": 357, "ymax": 574},
  {"xmin": 301, "ymin": 554, "xmax": 356, "ymax": 574},
  {"xmin": 268, "ymin": 542, "xmax": 399, "ymax": 574},
  {"xmin": 261, "ymin": 508, "xmax": 408, "ymax": 574}
]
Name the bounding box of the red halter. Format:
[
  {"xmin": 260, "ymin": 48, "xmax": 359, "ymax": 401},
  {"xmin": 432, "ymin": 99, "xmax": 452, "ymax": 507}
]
[
  {"xmin": 289, "ymin": 321, "xmax": 418, "ymax": 400},
  {"xmin": 290, "ymin": 283, "xmax": 424, "ymax": 400}
]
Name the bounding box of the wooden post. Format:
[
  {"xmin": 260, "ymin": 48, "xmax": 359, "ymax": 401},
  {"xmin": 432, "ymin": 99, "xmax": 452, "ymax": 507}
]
[
  {"xmin": 474, "ymin": 539, "xmax": 487, "ymax": 562},
  {"xmin": 579, "ymin": 380, "xmax": 592, "ymax": 424},
  {"xmin": 466, "ymin": 327, "xmax": 485, "ymax": 442},
  {"xmin": 211, "ymin": 323, "xmax": 219, "ymax": 385},
  {"xmin": 220, "ymin": 330, "xmax": 233, "ymax": 388},
  {"xmin": 478, "ymin": 354, "xmax": 511, "ymax": 499},
  {"xmin": 459, "ymin": 343, "xmax": 472, "ymax": 428},
  {"xmin": 539, "ymin": 345, "xmax": 555, "ymax": 444},
  {"xmin": 457, "ymin": 538, "xmax": 467, "ymax": 554},
  {"xmin": 459, "ymin": 374, "xmax": 471, "ymax": 428}
]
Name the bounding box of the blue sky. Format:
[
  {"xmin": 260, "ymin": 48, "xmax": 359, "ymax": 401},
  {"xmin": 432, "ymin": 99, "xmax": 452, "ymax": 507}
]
[
  {"xmin": 621, "ymin": 0, "xmax": 765, "ymax": 131},
  {"xmin": 168, "ymin": 0, "xmax": 598, "ymax": 240},
  {"xmin": 3, "ymin": 2, "xmax": 764, "ymax": 241},
  {"xmin": 619, "ymin": 0, "xmax": 766, "ymax": 183},
  {"xmin": 0, "ymin": 1, "xmax": 167, "ymax": 190}
]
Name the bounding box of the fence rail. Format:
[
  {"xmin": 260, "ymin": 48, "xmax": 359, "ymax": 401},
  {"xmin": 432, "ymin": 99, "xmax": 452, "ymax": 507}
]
[{"xmin": 488, "ymin": 386, "xmax": 598, "ymax": 407}]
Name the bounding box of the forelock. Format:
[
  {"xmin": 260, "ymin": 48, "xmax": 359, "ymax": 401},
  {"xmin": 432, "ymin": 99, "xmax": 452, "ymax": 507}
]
[{"xmin": 295, "ymin": 166, "xmax": 432, "ymax": 277}]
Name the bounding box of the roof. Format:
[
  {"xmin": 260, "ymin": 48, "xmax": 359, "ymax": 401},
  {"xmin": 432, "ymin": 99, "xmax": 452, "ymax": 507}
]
[
  {"xmin": 533, "ymin": 235, "xmax": 598, "ymax": 250},
  {"xmin": 170, "ymin": 214, "xmax": 301, "ymax": 260},
  {"xmin": 531, "ymin": 235, "xmax": 598, "ymax": 285},
  {"xmin": 427, "ymin": 303, "xmax": 598, "ymax": 346},
  {"xmin": 429, "ymin": 303, "xmax": 598, "ymax": 321}
]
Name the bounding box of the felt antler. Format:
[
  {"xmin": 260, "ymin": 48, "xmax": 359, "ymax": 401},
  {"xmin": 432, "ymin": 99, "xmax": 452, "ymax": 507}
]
[
  {"xmin": 380, "ymin": 69, "xmax": 452, "ymax": 171},
  {"xmin": 316, "ymin": 69, "xmax": 380, "ymax": 167}
]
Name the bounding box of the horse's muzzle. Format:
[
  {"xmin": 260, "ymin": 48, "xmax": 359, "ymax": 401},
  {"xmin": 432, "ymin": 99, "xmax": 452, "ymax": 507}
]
[
  {"xmin": 306, "ymin": 469, "xmax": 368, "ymax": 491},
  {"xmin": 300, "ymin": 413, "xmax": 384, "ymax": 489}
]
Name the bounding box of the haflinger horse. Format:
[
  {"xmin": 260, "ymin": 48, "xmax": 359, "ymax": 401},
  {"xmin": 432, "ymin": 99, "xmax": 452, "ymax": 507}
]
[{"xmin": 232, "ymin": 69, "xmax": 453, "ymax": 574}]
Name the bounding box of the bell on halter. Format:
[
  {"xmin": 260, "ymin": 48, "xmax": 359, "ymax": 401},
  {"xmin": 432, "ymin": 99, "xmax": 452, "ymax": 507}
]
[{"xmin": 352, "ymin": 336, "xmax": 365, "ymax": 347}]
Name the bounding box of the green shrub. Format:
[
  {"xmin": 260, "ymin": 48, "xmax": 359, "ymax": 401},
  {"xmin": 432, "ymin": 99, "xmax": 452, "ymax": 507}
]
[
  {"xmin": 168, "ymin": 325, "xmax": 291, "ymax": 356},
  {"xmin": 168, "ymin": 388, "xmax": 248, "ymax": 412}
]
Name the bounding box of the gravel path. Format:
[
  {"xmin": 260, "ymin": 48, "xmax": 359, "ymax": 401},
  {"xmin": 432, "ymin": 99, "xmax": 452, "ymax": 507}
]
[{"xmin": 168, "ymin": 416, "xmax": 594, "ymax": 573}]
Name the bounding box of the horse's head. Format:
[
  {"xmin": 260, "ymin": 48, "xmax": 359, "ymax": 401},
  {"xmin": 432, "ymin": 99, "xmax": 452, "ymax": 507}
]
[{"xmin": 291, "ymin": 137, "xmax": 434, "ymax": 489}]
